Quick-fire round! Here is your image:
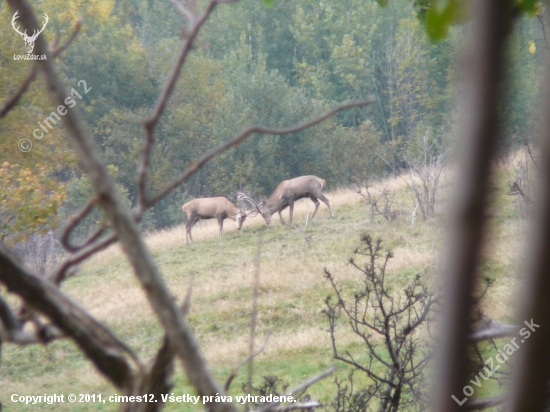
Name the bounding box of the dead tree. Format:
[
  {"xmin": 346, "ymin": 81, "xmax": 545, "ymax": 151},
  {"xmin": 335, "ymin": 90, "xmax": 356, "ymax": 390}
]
[
  {"xmin": 376, "ymin": 128, "xmax": 446, "ymax": 221},
  {"xmin": 323, "ymin": 234, "xmax": 437, "ymax": 412},
  {"xmin": 508, "ymin": 140, "xmax": 537, "ymax": 211},
  {"xmin": 403, "ymin": 129, "xmax": 447, "ymax": 219},
  {"xmin": 356, "ymin": 184, "xmax": 399, "ymax": 223}
]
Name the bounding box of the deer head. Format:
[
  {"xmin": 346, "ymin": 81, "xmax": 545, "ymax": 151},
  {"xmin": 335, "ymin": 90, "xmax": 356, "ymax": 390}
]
[
  {"xmin": 12, "ymin": 11, "xmax": 49, "ymax": 54},
  {"xmin": 234, "ymin": 209, "xmax": 247, "ymax": 230},
  {"xmin": 237, "ymin": 192, "xmax": 265, "ymax": 222}
]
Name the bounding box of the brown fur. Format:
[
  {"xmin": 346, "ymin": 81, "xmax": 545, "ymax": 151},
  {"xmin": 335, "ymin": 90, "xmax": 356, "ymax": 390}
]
[
  {"xmin": 182, "ymin": 197, "xmax": 245, "ymax": 243},
  {"xmin": 259, "ymin": 175, "xmax": 334, "ymax": 225}
]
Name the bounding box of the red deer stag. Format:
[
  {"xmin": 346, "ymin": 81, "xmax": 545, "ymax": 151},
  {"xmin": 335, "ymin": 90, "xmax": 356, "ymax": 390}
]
[
  {"xmin": 238, "ymin": 175, "xmax": 334, "ymax": 226},
  {"xmin": 182, "ymin": 197, "xmax": 255, "ymax": 244}
]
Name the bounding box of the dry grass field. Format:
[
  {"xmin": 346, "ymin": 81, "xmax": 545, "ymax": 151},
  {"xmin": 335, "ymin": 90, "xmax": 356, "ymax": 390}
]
[{"xmin": 1, "ymin": 166, "xmax": 527, "ymax": 411}]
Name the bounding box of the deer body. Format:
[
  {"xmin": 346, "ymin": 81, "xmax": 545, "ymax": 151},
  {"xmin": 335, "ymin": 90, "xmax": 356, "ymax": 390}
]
[
  {"xmin": 182, "ymin": 197, "xmax": 246, "ymax": 244},
  {"xmin": 256, "ymin": 175, "xmax": 334, "ymax": 225}
]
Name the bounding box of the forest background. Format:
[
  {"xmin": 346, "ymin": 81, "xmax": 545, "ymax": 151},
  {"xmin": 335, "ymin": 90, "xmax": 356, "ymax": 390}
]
[{"xmin": 0, "ymin": 0, "xmax": 542, "ymax": 262}]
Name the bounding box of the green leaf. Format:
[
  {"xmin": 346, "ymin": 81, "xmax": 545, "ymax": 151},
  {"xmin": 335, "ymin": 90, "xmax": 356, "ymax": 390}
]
[
  {"xmin": 426, "ymin": 8, "xmax": 450, "ymax": 39},
  {"xmin": 425, "ymin": 0, "xmax": 462, "ymax": 40},
  {"xmin": 517, "ymin": 0, "xmax": 538, "ymax": 15},
  {"xmin": 262, "ymin": 0, "xmax": 274, "ymax": 7}
]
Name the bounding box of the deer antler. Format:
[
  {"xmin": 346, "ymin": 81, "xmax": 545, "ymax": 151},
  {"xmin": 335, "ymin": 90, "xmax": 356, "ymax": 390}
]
[
  {"xmin": 30, "ymin": 13, "xmax": 49, "ymax": 41},
  {"xmin": 11, "ymin": 11, "xmax": 27, "ymax": 37},
  {"xmin": 11, "ymin": 11, "xmax": 48, "ymax": 40},
  {"xmin": 237, "ymin": 192, "xmax": 261, "ymax": 217}
]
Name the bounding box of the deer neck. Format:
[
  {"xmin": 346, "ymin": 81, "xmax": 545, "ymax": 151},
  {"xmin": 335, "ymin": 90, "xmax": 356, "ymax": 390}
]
[{"xmin": 228, "ymin": 208, "xmax": 238, "ymax": 220}]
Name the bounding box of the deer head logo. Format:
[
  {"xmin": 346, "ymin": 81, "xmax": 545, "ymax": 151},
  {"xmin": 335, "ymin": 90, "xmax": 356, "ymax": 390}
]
[{"xmin": 12, "ymin": 10, "xmax": 49, "ymax": 54}]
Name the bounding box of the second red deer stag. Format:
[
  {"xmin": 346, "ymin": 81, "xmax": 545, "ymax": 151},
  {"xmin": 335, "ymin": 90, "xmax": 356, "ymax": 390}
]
[
  {"xmin": 239, "ymin": 175, "xmax": 334, "ymax": 226},
  {"xmin": 182, "ymin": 197, "xmax": 255, "ymax": 244}
]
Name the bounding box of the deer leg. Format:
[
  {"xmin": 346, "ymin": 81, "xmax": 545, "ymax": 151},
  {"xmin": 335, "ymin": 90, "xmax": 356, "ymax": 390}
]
[
  {"xmin": 318, "ymin": 194, "xmax": 335, "ymax": 218},
  {"xmin": 218, "ymin": 216, "xmax": 224, "ymax": 238},
  {"xmin": 288, "ymin": 199, "xmax": 295, "ymax": 226},
  {"xmin": 310, "ymin": 197, "xmax": 321, "ymax": 220},
  {"xmin": 186, "ymin": 214, "xmax": 197, "ymax": 244},
  {"xmin": 278, "ymin": 205, "xmax": 288, "ymax": 225},
  {"xmin": 185, "ymin": 215, "xmax": 191, "ymax": 244}
]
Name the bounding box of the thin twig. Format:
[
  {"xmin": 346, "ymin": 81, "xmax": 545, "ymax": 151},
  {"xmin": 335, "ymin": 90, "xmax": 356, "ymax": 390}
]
[
  {"xmin": 525, "ymin": 139, "xmax": 539, "ymax": 170},
  {"xmin": 49, "ymin": 233, "xmax": 117, "ymax": 285},
  {"xmin": 60, "ymin": 197, "xmax": 98, "ymax": 252},
  {"xmin": 464, "ymin": 393, "xmax": 507, "ymax": 410},
  {"xmin": 469, "ymin": 320, "xmax": 518, "ymax": 342},
  {"xmin": 167, "ymin": 0, "xmax": 196, "ymax": 23},
  {"xmin": 255, "ymin": 402, "xmax": 321, "ymax": 412},
  {"xmin": 181, "ymin": 273, "xmax": 194, "ymax": 317},
  {"xmin": 256, "ymin": 366, "xmax": 337, "ymax": 412},
  {"xmin": 225, "ymin": 330, "xmax": 272, "ymax": 392},
  {"xmin": 0, "ymin": 68, "xmax": 36, "ymax": 119},
  {"xmin": 51, "ymin": 19, "xmax": 82, "ymax": 58},
  {"xmin": 537, "ymin": 14, "xmax": 550, "ymax": 51},
  {"xmin": 248, "ymin": 236, "xmax": 262, "ymax": 396},
  {"xmin": 508, "ymin": 181, "xmax": 533, "ymax": 205}
]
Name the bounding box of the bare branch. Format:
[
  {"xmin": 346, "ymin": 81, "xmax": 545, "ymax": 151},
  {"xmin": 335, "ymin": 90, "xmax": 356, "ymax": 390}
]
[
  {"xmin": 137, "ymin": 0, "xmax": 234, "ymax": 211},
  {"xmin": 181, "ymin": 273, "xmax": 194, "ymax": 317},
  {"xmin": 5, "ymin": 2, "xmax": 234, "ymax": 405},
  {"xmin": 49, "ymin": 232, "xmax": 117, "ymax": 285},
  {"xmin": 469, "ymin": 320, "xmax": 518, "ymax": 342},
  {"xmin": 509, "ymin": 181, "xmax": 534, "ymax": 205},
  {"xmin": 60, "ymin": 197, "xmax": 98, "ymax": 252},
  {"xmin": 149, "ymin": 100, "xmax": 375, "ymax": 206},
  {"xmin": 225, "ymin": 330, "xmax": 273, "ymax": 392},
  {"xmin": 167, "ymin": 0, "xmax": 195, "ymax": 23},
  {"xmin": 0, "ymin": 245, "xmax": 135, "ymax": 389},
  {"xmin": 0, "ymin": 68, "xmax": 36, "ymax": 119},
  {"xmin": 537, "ymin": 13, "xmax": 550, "ymax": 52},
  {"xmin": 0, "ymin": 326, "xmax": 63, "ymax": 345},
  {"xmin": 463, "ymin": 394, "xmax": 507, "ymax": 410},
  {"xmin": 4, "ymin": 2, "xmax": 368, "ymax": 409},
  {"xmin": 525, "ymin": 139, "xmax": 539, "ymax": 170},
  {"xmin": 248, "ymin": 237, "xmax": 262, "ymax": 395},
  {"xmin": 51, "ymin": 19, "xmax": 82, "ymax": 58},
  {"xmin": 0, "ymin": 294, "xmax": 19, "ymax": 332},
  {"xmin": 357, "ymin": 184, "xmax": 399, "ymax": 222},
  {"xmin": 431, "ymin": 0, "xmax": 513, "ymax": 410},
  {"xmin": 133, "ymin": 276, "xmax": 194, "ymax": 412},
  {"xmin": 256, "ymin": 402, "xmax": 321, "ymax": 412},
  {"xmin": 256, "ymin": 366, "xmax": 337, "ymax": 412}
]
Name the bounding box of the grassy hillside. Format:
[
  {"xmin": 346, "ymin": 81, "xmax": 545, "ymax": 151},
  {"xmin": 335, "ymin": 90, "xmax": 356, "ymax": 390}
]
[{"xmin": 1, "ymin": 168, "xmax": 526, "ymax": 411}]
